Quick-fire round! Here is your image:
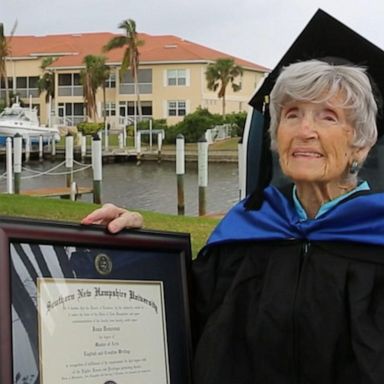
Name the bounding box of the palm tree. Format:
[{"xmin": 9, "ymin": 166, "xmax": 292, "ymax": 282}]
[
  {"xmin": 205, "ymin": 58, "xmax": 243, "ymax": 116},
  {"xmin": 37, "ymin": 57, "xmax": 56, "ymax": 102},
  {"xmin": 37, "ymin": 57, "xmax": 57, "ymax": 125},
  {"xmin": 0, "ymin": 22, "xmax": 17, "ymax": 107},
  {"xmin": 103, "ymin": 19, "xmax": 144, "ymax": 121},
  {"xmin": 80, "ymin": 54, "xmax": 109, "ymax": 121}
]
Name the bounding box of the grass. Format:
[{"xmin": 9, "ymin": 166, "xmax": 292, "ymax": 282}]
[
  {"xmin": 209, "ymin": 137, "xmax": 240, "ymax": 151},
  {"xmin": 0, "ymin": 194, "xmax": 219, "ymax": 257},
  {"xmin": 161, "ymin": 137, "xmax": 239, "ymax": 152},
  {"xmin": 58, "ymin": 134, "xmax": 239, "ymax": 153}
]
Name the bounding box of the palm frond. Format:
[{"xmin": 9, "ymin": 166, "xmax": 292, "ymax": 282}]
[
  {"xmin": 103, "ymin": 36, "xmax": 127, "ymax": 52},
  {"xmin": 205, "ymin": 57, "xmax": 243, "ymax": 116}
]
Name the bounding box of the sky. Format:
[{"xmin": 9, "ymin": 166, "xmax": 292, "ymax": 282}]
[{"xmin": 2, "ymin": 0, "xmax": 384, "ymax": 69}]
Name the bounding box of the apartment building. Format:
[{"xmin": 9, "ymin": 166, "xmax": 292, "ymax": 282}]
[{"xmin": 1, "ymin": 31, "xmax": 269, "ymax": 127}]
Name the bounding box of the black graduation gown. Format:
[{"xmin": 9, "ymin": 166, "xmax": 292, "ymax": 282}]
[{"xmin": 191, "ymin": 188, "xmax": 384, "ymax": 384}]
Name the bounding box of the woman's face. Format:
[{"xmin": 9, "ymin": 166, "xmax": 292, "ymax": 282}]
[{"xmin": 276, "ymin": 95, "xmax": 366, "ymax": 187}]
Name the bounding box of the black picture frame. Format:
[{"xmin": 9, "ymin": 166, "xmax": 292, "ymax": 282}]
[{"xmin": 0, "ymin": 216, "xmax": 192, "ymax": 384}]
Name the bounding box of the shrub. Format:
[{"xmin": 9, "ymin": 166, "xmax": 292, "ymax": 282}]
[
  {"xmin": 164, "ymin": 108, "xmax": 224, "ymax": 144},
  {"xmin": 224, "ymin": 111, "xmax": 247, "ymax": 136},
  {"xmin": 77, "ymin": 122, "xmax": 104, "ymax": 136}
]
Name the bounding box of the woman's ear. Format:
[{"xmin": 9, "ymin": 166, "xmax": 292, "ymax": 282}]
[{"xmin": 352, "ymin": 145, "xmax": 372, "ymax": 164}]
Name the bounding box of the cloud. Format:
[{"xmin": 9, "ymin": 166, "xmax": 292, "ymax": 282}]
[{"xmin": 3, "ymin": 0, "xmax": 384, "ymax": 68}]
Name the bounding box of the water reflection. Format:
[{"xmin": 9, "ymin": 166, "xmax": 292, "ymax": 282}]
[{"xmin": 0, "ymin": 160, "xmax": 240, "ymax": 216}]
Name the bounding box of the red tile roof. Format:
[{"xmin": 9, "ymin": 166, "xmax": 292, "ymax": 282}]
[{"xmin": 8, "ymin": 32, "xmax": 269, "ymax": 72}]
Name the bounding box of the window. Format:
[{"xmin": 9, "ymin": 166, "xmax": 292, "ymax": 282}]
[
  {"xmin": 119, "ymin": 101, "xmax": 152, "ymax": 117},
  {"xmin": 58, "ymin": 102, "xmax": 85, "ymax": 125},
  {"xmin": 119, "ymin": 69, "xmax": 152, "ymax": 94},
  {"xmin": 15, "ymin": 76, "xmax": 39, "ymax": 98},
  {"xmin": 0, "ymin": 77, "xmax": 13, "ymax": 99},
  {"xmin": 73, "ymin": 103, "xmax": 84, "ymax": 115},
  {"xmin": 73, "ymin": 74, "xmax": 81, "ymax": 86},
  {"xmin": 103, "ymin": 102, "xmax": 116, "ymax": 117},
  {"xmin": 29, "ymin": 77, "xmax": 39, "ymax": 89},
  {"xmin": 141, "ymin": 101, "xmax": 153, "ymax": 116},
  {"xmin": 58, "ymin": 74, "xmax": 71, "ymax": 86},
  {"xmin": 0, "ymin": 77, "xmax": 12, "ymax": 89},
  {"xmin": 105, "ymin": 73, "xmax": 116, "ymax": 88},
  {"xmin": 167, "ymin": 69, "xmax": 187, "ymax": 86},
  {"xmin": 168, "ymin": 100, "xmax": 186, "ymax": 117},
  {"xmin": 58, "ymin": 73, "xmax": 83, "ymax": 96},
  {"xmin": 16, "ymin": 77, "xmax": 27, "ymax": 88}
]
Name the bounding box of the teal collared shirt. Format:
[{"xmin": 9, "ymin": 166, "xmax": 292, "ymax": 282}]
[{"xmin": 293, "ymin": 181, "xmax": 370, "ymax": 220}]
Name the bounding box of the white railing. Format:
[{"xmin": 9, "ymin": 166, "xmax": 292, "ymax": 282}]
[
  {"xmin": 54, "ymin": 116, "xmax": 85, "ymax": 127},
  {"xmin": 58, "ymin": 86, "xmax": 83, "ymax": 97},
  {"xmin": 205, "ymin": 124, "xmax": 233, "ymax": 144},
  {"xmin": 16, "ymin": 88, "xmax": 39, "ymax": 98},
  {"xmin": 118, "ymin": 115, "xmax": 152, "ymax": 127},
  {"xmin": 119, "ymin": 83, "xmax": 152, "ymax": 94}
]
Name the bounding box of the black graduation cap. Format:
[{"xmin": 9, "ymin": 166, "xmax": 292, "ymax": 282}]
[{"xmin": 244, "ymin": 8, "xmax": 384, "ymax": 209}]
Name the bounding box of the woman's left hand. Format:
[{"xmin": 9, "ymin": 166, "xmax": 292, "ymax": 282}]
[{"xmin": 81, "ymin": 203, "xmax": 144, "ymax": 233}]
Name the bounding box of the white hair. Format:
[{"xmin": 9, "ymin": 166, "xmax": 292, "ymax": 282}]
[{"xmin": 269, "ymin": 60, "xmax": 378, "ymax": 151}]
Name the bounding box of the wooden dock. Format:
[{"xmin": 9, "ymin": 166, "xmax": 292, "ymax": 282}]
[{"xmin": 21, "ymin": 186, "xmax": 93, "ymax": 199}]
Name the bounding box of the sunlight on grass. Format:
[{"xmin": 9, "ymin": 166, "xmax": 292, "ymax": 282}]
[{"xmin": 0, "ymin": 194, "xmax": 219, "ymax": 257}]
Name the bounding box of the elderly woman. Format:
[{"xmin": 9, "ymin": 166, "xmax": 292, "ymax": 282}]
[
  {"xmin": 190, "ymin": 58, "xmax": 384, "ymax": 384},
  {"xmin": 82, "ymin": 58, "xmax": 384, "ymax": 383},
  {"xmin": 81, "ymin": 11, "xmax": 384, "ymax": 384}
]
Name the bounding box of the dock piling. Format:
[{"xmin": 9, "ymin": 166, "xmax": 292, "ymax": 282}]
[
  {"xmin": 157, "ymin": 132, "xmax": 162, "ymax": 163},
  {"xmin": 39, "ymin": 135, "xmax": 44, "ymax": 161},
  {"xmin": 92, "ymin": 134, "xmax": 102, "ymax": 204},
  {"xmin": 14, "ymin": 134, "xmax": 22, "ymax": 194},
  {"xmin": 65, "ymin": 134, "xmax": 74, "ymax": 187},
  {"xmin": 6, "ymin": 137, "xmax": 13, "ymax": 193},
  {"xmin": 80, "ymin": 134, "xmax": 87, "ymax": 161},
  {"xmin": 25, "ymin": 136, "xmax": 31, "ymax": 162},
  {"xmin": 176, "ymin": 134, "xmax": 185, "ymax": 215},
  {"xmin": 198, "ymin": 135, "xmax": 208, "ymax": 216},
  {"xmin": 136, "ymin": 132, "xmax": 142, "ymax": 165}
]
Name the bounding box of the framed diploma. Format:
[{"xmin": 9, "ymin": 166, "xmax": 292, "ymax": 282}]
[{"xmin": 0, "ymin": 216, "xmax": 192, "ymax": 384}]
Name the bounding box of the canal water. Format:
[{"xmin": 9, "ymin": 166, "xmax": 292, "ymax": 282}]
[{"xmin": 0, "ymin": 160, "xmax": 240, "ymax": 216}]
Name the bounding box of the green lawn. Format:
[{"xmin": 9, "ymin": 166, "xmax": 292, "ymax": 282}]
[
  {"xmin": 58, "ymin": 134, "xmax": 239, "ymax": 153},
  {"xmin": 0, "ymin": 194, "xmax": 219, "ymax": 257}
]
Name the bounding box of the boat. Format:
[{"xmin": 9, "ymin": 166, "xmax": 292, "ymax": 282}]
[{"xmin": 0, "ymin": 103, "xmax": 60, "ymax": 144}]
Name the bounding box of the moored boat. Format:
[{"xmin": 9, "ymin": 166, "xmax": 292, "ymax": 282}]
[{"xmin": 0, "ymin": 103, "xmax": 60, "ymax": 144}]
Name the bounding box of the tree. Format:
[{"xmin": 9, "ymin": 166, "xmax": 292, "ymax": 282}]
[
  {"xmin": 103, "ymin": 19, "xmax": 144, "ymax": 120},
  {"xmin": 37, "ymin": 57, "xmax": 57, "ymax": 125},
  {"xmin": 37, "ymin": 57, "xmax": 57, "ymax": 102},
  {"xmin": 80, "ymin": 54, "xmax": 109, "ymax": 122},
  {"xmin": 0, "ymin": 22, "xmax": 16, "ymax": 107},
  {"xmin": 205, "ymin": 58, "xmax": 243, "ymax": 116}
]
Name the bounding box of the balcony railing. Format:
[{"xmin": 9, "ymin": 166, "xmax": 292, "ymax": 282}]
[
  {"xmin": 15, "ymin": 88, "xmax": 39, "ymax": 98},
  {"xmin": 118, "ymin": 115, "xmax": 152, "ymax": 127},
  {"xmin": 55, "ymin": 115, "xmax": 86, "ymax": 127},
  {"xmin": 119, "ymin": 83, "xmax": 152, "ymax": 95},
  {"xmin": 58, "ymin": 86, "xmax": 83, "ymax": 97}
]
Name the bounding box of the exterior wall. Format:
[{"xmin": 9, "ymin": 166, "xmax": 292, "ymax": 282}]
[
  {"xmin": 151, "ymin": 63, "xmax": 199, "ymax": 124},
  {"xmin": 8, "ymin": 58, "xmax": 40, "ymax": 77}
]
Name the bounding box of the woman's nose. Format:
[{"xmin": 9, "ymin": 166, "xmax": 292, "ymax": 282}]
[{"xmin": 297, "ymin": 113, "xmax": 318, "ymax": 138}]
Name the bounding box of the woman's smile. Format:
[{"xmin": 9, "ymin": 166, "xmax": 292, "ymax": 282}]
[{"xmin": 291, "ymin": 149, "xmax": 324, "ymax": 158}]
